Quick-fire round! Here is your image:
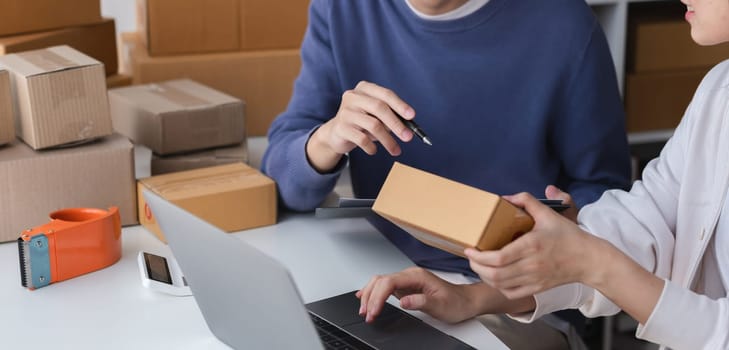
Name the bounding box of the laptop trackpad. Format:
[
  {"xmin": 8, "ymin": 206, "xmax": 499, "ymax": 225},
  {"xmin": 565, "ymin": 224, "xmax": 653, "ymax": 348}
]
[
  {"xmin": 307, "ymin": 291, "xmax": 474, "ymax": 350},
  {"xmin": 344, "ymin": 311, "xmax": 474, "ymax": 350}
]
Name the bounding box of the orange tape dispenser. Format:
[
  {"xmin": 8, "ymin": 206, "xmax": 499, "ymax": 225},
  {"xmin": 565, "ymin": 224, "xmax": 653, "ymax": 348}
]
[{"xmin": 17, "ymin": 207, "xmax": 122, "ymax": 290}]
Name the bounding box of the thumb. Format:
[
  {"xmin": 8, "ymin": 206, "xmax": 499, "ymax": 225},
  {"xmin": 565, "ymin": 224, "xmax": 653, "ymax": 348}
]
[
  {"xmin": 545, "ymin": 185, "xmax": 578, "ymax": 222},
  {"xmin": 400, "ymin": 294, "xmax": 427, "ymax": 311},
  {"xmin": 545, "ymin": 185, "xmax": 572, "ymax": 204},
  {"xmin": 503, "ymin": 192, "xmax": 549, "ymax": 217}
]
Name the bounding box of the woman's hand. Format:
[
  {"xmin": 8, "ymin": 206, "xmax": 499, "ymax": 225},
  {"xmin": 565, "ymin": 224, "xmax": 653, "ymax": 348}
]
[
  {"xmin": 465, "ymin": 192, "xmax": 597, "ymax": 300},
  {"xmin": 306, "ymin": 81, "xmax": 415, "ymax": 172},
  {"xmin": 356, "ymin": 267, "xmax": 478, "ymax": 324}
]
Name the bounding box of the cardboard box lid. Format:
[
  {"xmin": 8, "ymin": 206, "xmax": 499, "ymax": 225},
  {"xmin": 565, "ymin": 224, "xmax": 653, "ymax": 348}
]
[
  {"xmin": 0, "ymin": 45, "xmax": 101, "ymax": 77},
  {"xmin": 139, "ymin": 163, "xmax": 274, "ymax": 200},
  {"xmin": 109, "ymin": 79, "xmax": 242, "ymax": 114}
]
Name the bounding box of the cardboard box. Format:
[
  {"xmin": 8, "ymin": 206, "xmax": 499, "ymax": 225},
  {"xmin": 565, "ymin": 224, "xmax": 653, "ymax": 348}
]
[
  {"xmin": 0, "ymin": 134, "xmax": 137, "ymax": 242},
  {"xmin": 137, "ymin": 0, "xmax": 308, "ymax": 56},
  {"xmin": 151, "ymin": 142, "xmax": 248, "ymax": 175},
  {"xmin": 106, "ymin": 74, "xmax": 133, "ymax": 89},
  {"xmin": 237, "ymin": 0, "xmax": 309, "ymax": 51},
  {"xmin": 0, "ymin": 69, "xmax": 12, "ymax": 145},
  {"xmin": 109, "ymin": 79, "xmax": 245, "ymax": 155},
  {"xmin": 0, "ymin": 45, "xmax": 112, "ymax": 150},
  {"xmin": 0, "ymin": 19, "xmax": 118, "ymax": 76},
  {"xmin": 372, "ymin": 162, "xmax": 534, "ymax": 257},
  {"xmin": 625, "ymin": 68, "xmax": 708, "ymax": 133},
  {"xmin": 628, "ymin": 3, "xmax": 729, "ymax": 72},
  {"xmin": 137, "ymin": 163, "xmax": 277, "ymax": 242},
  {"xmin": 0, "ymin": 0, "xmax": 101, "ymax": 37},
  {"xmin": 122, "ymin": 33, "xmax": 300, "ymax": 136},
  {"xmin": 137, "ymin": 0, "xmax": 239, "ymax": 56}
]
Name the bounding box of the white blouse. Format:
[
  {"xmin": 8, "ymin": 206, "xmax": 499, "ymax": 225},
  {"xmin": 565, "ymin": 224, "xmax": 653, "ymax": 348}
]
[{"xmin": 513, "ymin": 59, "xmax": 729, "ymax": 350}]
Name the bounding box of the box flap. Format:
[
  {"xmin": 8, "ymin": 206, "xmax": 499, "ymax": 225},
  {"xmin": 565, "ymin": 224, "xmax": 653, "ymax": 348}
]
[
  {"xmin": 0, "ymin": 45, "xmax": 101, "ymax": 77},
  {"xmin": 110, "ymin": 79, "xmax": 241, "ymax": 115},
  {"xmin": 139, "ymin": 163, "xmax": 273, "ymax": 200}
]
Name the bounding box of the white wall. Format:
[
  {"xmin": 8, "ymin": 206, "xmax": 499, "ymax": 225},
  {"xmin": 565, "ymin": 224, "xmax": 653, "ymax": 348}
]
[{"xmin": 101, "ymin": 0, "xmax": 136, "ymax": 35}]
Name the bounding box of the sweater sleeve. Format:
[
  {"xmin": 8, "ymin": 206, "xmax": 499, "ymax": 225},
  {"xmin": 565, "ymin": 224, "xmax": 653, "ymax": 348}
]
[
  {"xmin": 261, "ymin": 0, "xmax": 346, "ymax": 211},
  {"xmin": 551, "ymin": 21, "xmax": 631, "ymax": 208}
]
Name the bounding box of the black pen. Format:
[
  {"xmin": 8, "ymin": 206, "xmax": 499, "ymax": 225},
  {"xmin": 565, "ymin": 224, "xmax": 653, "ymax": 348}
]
[{"xmin": 393, "ymin": 110, "xmax": 432, "ymax": 146}]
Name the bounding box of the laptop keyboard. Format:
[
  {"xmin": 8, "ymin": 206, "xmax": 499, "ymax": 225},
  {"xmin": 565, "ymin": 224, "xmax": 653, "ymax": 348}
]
[{"xmin": 309, "ymin": 312, "xmax": 375, "ymax": 350}]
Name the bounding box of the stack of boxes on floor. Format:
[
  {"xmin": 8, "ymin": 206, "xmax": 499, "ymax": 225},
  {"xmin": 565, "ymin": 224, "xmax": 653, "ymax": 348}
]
[
  {"xmin": 625, "ymin": 2, "xmax": 729, "ymax": 133},
  {"xmin": 0, "ymin": 45, "xmax": 137, "ymax": 242},
  {"xmin": 121, "ymin": 0, "xmax": 309, "ymax": 137},
  {"xmin": 0, "ymin": 0, "xmax": 131, "ymax": 90}
]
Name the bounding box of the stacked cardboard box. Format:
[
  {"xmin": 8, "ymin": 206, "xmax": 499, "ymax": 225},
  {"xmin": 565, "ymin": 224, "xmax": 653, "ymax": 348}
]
[
  {"xmin": 123, "ymin": 0, "xmax": 308, "ymax": 136},
  {"xmin": 0, "ymin": 45, "xmax": 137, "ymax": 242},
  {"xmin": 0, "ymin": 1, "xmax": 130, "ymax": 88},
  {"xmin": 150, "ymin": 142, "xmax": 248, "ymax": 175},
  {"xmin": 0, "ymin": 69, "xmax": 12, "ymax": 145},
  {"xmin": 0, "ymin": 46, "xmax": 112, "ymax": 150},
  {"xmin": 0, "ymin": 134, "xmax": 137, "ymax": 242},
  {"xmin": 137, "ymin": 163, "xmax": 277, "ymax": 242},
  {"xmin": 625, "ymin": 2, "xmax": 729, "ymax": 132},
  {"xmin": 109, "ymin": 79, "xmax": 248, "ymax": 175}
]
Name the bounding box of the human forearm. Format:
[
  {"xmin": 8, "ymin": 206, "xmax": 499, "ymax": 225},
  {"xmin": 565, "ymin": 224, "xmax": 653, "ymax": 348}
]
[
  {"xmin": 466, "ymin": 282, "xmax": 536, "ymax": 316},
  {"xmin": 583, "ymin": 237, "xmax": 663, "ymax": 324}
]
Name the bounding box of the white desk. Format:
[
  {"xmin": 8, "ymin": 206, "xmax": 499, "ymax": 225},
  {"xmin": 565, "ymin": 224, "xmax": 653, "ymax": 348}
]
[{"xmin": 0, "ymin": 213, "xmax": 507, "ymax": 349}]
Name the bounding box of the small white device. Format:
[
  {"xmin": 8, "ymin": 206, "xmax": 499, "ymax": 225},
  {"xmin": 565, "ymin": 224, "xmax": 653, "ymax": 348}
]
[{"xmin": 137, "ymin": 251, "xmax": 192, "ymax": 296}]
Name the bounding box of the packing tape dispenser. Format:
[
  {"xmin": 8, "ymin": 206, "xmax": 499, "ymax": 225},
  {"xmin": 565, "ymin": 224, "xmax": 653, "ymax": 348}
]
[{"xmin": 17, "ymin": 207, "xmax": 122, "ymax": 290}]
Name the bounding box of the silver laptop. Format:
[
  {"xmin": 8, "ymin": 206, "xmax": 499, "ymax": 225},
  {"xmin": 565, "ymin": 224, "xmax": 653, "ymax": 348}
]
[{"xmin": 144, "ymin": 191, "xmax": 474, "ymax": 350}]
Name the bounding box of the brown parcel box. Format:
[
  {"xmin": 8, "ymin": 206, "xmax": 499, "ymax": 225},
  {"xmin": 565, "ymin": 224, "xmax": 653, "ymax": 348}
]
[
  {"xmin": 151, "ymin": 142, "xmax": 249, "ymax": 175},
  {"xmin": 0, "ymin": 134, "xmax": 137, "ymax": 243},
  {"xmin": 121, "ymin": 32, "xmax": 300, "ymax": 136},
  {"xmin": 137, "ymin": 163, "xmax": 276, "ymax": 242},
  {"xmin": 137, "ymin": 0, "xmax": 308, "ymax": 56},
  {"xmin": 237, "ymin": 0, "xmax": 309, "ymax": 51},
  {"xmin": 0, "ymin": 69, "xmax": 12, "ymax": 145},
  {"xmin": 0, "ymin": 18, "xmax": 118, "ymax": 76},
  {"xmin": 372, "ymin": 162, "xmax": 535, "ymax": 258},
  {"xmin": 0, "ymin": 45, "xmax": 112, "ymax": 150},
  {"xmin": 106, "ymin": 74, "xmax": 133, "ymax": 89},
  {"xmin": 0, "ymin": 0, "xmax": 101, "ymax": 37},
  {"xmin": 109, "ymin": 79, "xmax": 245, "ymax": 155},
  {"xmin": 137, "ymin": 0, "xmax": 239, "ymax": 56},
  {"xmin": 628, "ymin": 3, "xmax": 729, "ymax": 72},
  {"xmin": 625, "ymin": 67, "xmax": 709, "ymax": 133}
]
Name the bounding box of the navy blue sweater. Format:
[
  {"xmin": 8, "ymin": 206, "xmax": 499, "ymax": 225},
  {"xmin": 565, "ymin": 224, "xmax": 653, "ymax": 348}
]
[{"xmin": 263, "ymin": 0, "xmax": 631, "ymax": 275}]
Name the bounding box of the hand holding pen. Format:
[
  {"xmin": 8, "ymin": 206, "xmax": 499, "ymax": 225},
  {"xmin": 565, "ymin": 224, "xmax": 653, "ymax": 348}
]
[
  {"xmin": 306, "ymin": 81, "xmax": 431, "ymax": 173},
  {"xmin": 393, "ymin": 109, "xmax": 432, "ymax": 146}
]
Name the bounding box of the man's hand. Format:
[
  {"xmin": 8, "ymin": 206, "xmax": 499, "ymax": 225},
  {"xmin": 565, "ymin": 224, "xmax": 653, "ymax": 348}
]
[
  {"xmin": 544, "ymin": 185, "xmax": 578, "ymax": 222},
  {"xmin": 306, "ymin": 81, "xmax": 416, "ymax": 172}
]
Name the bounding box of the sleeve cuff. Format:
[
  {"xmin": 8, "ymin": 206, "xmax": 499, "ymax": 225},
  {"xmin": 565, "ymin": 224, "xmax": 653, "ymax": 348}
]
[
  {"xmin": 287, "ymin": 127, "xmax": 347, "ymax": 190},
  {"xmin": 636, "ymin": 279, "xmax": 721, "ymax": 349},
  {"xmin": 508, "ymin": 283, "xmax": 590, "ymax": 323}
]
